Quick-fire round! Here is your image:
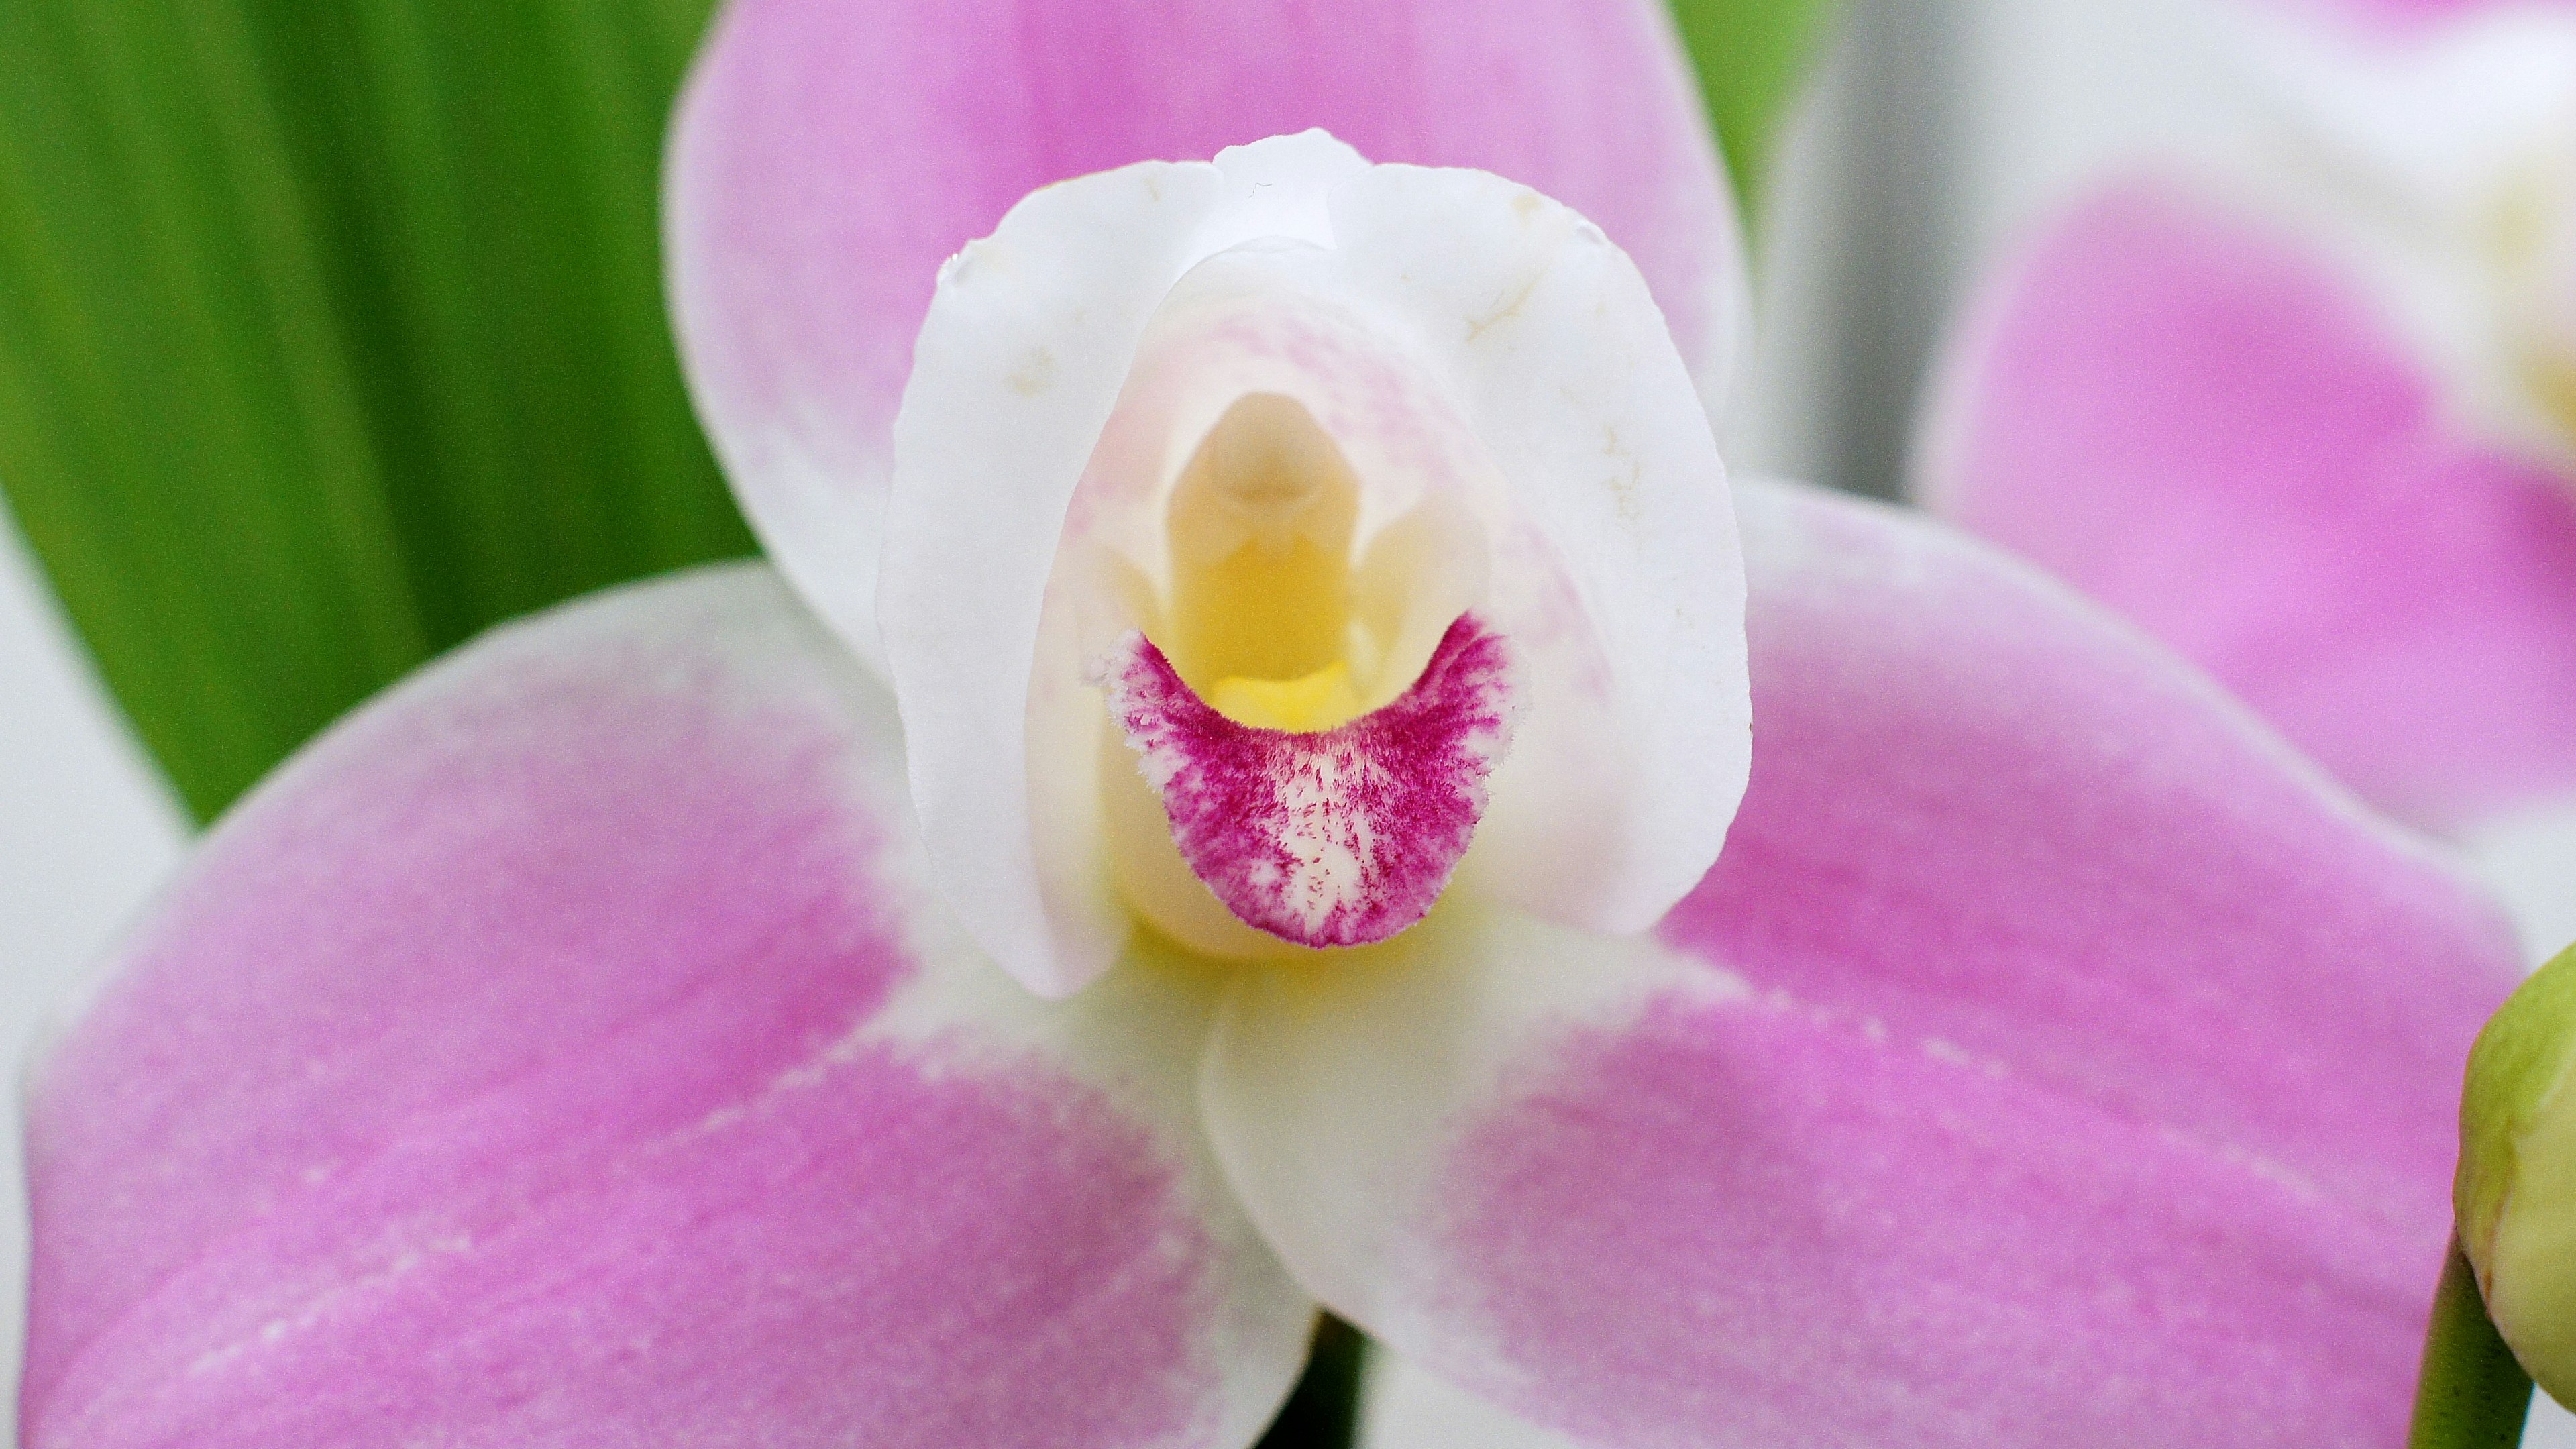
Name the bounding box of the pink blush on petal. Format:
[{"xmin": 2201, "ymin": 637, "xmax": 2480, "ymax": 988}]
[
  {"xmin": 23, "ymin": 582, "xmax": 1230, "ymax": 1449},
  {"xmin": 1100, "ymin": 613, "xmax": 1517, "ymax": 948},
  {"xmin": 1930, "ymin": 184, "xmax": 2576, "ymax": 830},
  {"xmin": 35, "ymin": 1049, "xmax": 1222, "ymax": 1449},
  {"xmin": 1438, "ymin": 991, "xmax": 2434, "ymax": 1449},
  {"xmin": 1392, "ymin": 484, "xmax": 2512, "ymax": 1448}
]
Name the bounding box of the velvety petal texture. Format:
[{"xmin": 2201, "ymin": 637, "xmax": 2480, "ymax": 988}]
[
  {"xmin": 21, "ymin": 568, "xmax": 1311, "ymax": 1449},
  {"xmin": 665, "ymin": 0, "xmax": 1739, "ymax": 676},
  {"xmin": 1921, "ymin": 182, "xmax": 2576, "ymax": 832},
  {"xmin": 1204, "ymin": 478, "xmax": 2521, "ymax": 1448}
]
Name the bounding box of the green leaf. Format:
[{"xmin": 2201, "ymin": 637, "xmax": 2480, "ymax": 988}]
[
  {"xmin": 1666, "ymin": 0, "xmax": 1843, "ymax": 219},
  {"xmin": 0, "ymin": 0, "xmax": 749, "ymax": 823}
]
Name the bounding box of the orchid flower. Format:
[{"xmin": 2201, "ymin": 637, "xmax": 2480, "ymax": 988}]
[
  {"xmin": 1917, "ymin": 0, "xmax": 2576, "ymax": 936},
  {"xmin": 18, "ymin": 2, "xmax": 2528, "ymax": 1447}
]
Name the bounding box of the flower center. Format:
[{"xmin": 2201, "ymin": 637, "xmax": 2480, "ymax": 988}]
[
  {"xmin": 1163, "ymin": 394, "xmax": 1374, "ymax": 732},
  {"xmin": 1084, "ymin": 388, "xmax": 1517, "ymax": 958},
  {"xmin": 1100, "ymin": 613, "xmax": 1516, "ymax": 950}
]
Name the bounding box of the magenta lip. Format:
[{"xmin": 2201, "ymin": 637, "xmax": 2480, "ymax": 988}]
[{"xmin": 1101, "ymin": 612, "xmax": 1520, "ymax": 948}]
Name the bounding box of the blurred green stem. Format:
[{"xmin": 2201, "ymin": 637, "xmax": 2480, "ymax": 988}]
[
  {"xmin": 2411, "ymin": 1240, "xmax": 2532, "ymax": 1449},
  {"xmin": 1256, "ymin": 1315, "xmax": 1366, "ymax": 1449},
  {"xmin": 1664, "ymin": 0, "xmax": 1842, "ymax": 219}
]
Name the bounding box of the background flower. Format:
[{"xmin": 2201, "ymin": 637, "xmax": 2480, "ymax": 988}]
[{"xmin": 1915, "ymin": 0, "xmax": 2576, "ymax": 959}]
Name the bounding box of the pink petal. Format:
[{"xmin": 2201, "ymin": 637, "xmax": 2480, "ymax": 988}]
[
  {"xmin": 1099, "ymin": 612, "xmax": 1518, "ymax": 949},
  {"xmin": 1203, "ymin": 478, "xmax": 2520, "ymax": 1448},
  {"xmin": 1921, "ymin": 181, "xmax": 2576, "ymax": 832},
  {"xmin": 2286, "ymin": 0, "xmax": 2576, "ymax": 32},
  {"xmin": 665, "ymin": 0, "xmax": 1739, "ymax": 670},
  {"xmin": 22, "ymin": 570, "xmax": 1311, "ymax": 1448}
]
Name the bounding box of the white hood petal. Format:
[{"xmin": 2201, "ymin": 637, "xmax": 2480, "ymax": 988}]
[{"xmin": 881, "ymin": 133, "xmax": 1749, "ymax": 996}]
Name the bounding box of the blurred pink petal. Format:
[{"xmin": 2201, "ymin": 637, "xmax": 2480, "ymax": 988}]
[
  {"xmin": 665, "ymin": 0, "xmax": 1739, "ymax": 673},
  {"xmin": 2294, "ymin": 0, "xmax": 2576, "ymax": 32},
  {"xmin": 1203, "ymin": 479, "xmax": 2520, "ymax": 1448},
  {"xmin": 21, "ymin": 568, "xmax": 1309, "ymax": 1449},
  {"xmin": 1921, "ymin": 182, "xmax": 2576, "ymax": 832}
]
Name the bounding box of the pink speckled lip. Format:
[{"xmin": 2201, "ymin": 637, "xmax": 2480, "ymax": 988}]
[{"xmin": 1099, "ymin": 613, "xmax": 1519, "ymax": 948}]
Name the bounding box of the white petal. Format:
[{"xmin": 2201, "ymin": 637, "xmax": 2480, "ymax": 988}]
[
  {"xmin": 1362, "ymin": 1352, "xmax": 1581, "ymax": 1449},
  {"xmin": 883, "ymin": 133, "xmax": 1748, "ymax": 995},
  {"xmin": 1199, "ymin": 906, "xmax": 1729, "ymax": 1411},
  {"xmin": 1325, "ymin": 162, "xmax": 1748, "ymax": 935},
  {"xmin": 2461, "ymin": 796, "xmax": 2576, "ymax": 966},
  {"xmin": 879, "ymin": 148, "xmax": 1238, "ymax": 999}
]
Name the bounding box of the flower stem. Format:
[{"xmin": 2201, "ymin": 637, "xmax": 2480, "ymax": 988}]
[
  {"xmin": 2411, "ymin": 1240, "xmax": 2532, "ymax": 1449},
  {"xmin": 1256, "ymin": 1314, "xmax": 1367, "ymax": 1449}
]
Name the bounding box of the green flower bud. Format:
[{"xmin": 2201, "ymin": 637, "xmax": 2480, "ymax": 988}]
[{"xmin": 2458, "ymin": 945, "xmax": 2576, "ymax": 1406}]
